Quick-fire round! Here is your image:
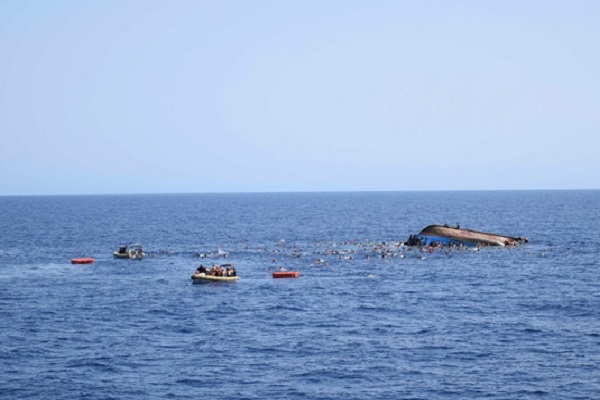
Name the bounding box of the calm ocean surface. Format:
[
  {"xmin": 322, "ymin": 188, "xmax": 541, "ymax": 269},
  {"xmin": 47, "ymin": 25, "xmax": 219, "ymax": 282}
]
[{"xmin": 1, "ymin": 191, "xmax": 599, "ymax": 399}]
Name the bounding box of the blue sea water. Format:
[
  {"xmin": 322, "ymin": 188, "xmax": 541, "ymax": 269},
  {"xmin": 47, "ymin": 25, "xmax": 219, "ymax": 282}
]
[{"xmin": 1, "ymin": 191, "xmax": 599, "ymax": 399}]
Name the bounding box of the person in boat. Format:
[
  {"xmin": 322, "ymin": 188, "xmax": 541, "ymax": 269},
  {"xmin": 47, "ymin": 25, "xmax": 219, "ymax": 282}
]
[
  {"xmin": 196, "ymin": 265, "xmax": 207, "ymax": 274},
  {"xmin": 118, "ymin": 245, "xmax": 127, "ymax": 254}
]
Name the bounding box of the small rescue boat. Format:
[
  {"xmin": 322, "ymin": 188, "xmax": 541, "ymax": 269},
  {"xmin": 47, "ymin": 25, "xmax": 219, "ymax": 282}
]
[
  {"xmin": 71, "ymin": 257, "xmax": 95, "ymax": 264},
  {"xmin": 113, "ymin": 243, "xmax": 145, "ymax": 259},
  {"xmin": 272, "ymin": 271, "xmax": 300, "ymax": 278}
]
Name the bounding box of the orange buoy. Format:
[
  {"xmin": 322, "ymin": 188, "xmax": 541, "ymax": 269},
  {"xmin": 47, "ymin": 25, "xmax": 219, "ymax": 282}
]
[
  {"xmin": 272, "ymin": 271, "xmax": 300, "ymax": 278},
  {"xmin": 71, "ymin": 258, "xmax": 95, "ymax": 264}
]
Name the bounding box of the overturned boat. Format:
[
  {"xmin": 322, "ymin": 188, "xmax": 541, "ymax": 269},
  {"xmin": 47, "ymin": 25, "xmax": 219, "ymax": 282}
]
[{"xmin": 406, "ymin": 225, "xmax": 528, "ymax": 247}]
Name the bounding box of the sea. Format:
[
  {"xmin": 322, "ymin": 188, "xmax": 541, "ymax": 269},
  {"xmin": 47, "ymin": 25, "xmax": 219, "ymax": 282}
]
[{"xmin": 1, "ymin": 191, "xmax": 599, "ymax": 400}]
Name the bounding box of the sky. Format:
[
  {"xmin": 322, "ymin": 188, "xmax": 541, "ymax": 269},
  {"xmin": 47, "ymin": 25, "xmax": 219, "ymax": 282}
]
[{"xmin": 1, "ymin": 0, "xmax": 599, "ymax": 195}]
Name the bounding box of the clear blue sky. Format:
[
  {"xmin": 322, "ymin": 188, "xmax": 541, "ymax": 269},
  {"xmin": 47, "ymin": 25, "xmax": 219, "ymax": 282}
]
[{"xmin": 1, "ymin": 1, "xmax": 598, "ymax": 195}]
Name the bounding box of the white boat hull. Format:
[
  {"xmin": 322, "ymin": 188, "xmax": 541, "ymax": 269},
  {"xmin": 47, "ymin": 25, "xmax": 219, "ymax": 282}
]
[{"xmin": 191, "ymin": 273, "xmax": 239, "ymax": 283}]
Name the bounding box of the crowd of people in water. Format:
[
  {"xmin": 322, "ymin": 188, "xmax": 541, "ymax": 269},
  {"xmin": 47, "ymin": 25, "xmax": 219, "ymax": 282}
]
[
  {"xmin": 195, "ymin": 264, "xmax": 237, "ymax": 277},
  {"xmin": 187, "ymin": 237, "xmax": 545, "ymax": 277},
  {"xmin": 183, "ymin": 232, "xmax": 536, "ymax": 277}
]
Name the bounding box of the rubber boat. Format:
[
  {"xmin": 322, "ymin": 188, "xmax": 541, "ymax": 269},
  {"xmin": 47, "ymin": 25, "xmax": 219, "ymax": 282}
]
[
  {"xmin": 272, "ymin": 271, "xmax": 300, "ymax": 278},
  {"xmin": 191, "ymin": 263, "xmax": 239, "ymax": 283},
  {"xmin": 407, "ymin": 225, "xmax": 528, "ymax": 247},
  {"xmin": 113, "ymin": 243, "xmax": 145, "ymax": 259},
  {"xmin": 71, "ymin": 257, "xmax": 94, "ymax": 264},
  {"xmin": 191, "ymin": 273, "xmax": 240, "ymax": 283}
]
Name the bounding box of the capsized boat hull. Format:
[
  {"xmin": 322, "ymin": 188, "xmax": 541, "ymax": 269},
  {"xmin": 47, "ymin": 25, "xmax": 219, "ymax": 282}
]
[
  {"xmin": 411, "ymin": 225, "xmax": 527, "ymax": 247},
  {"xmin": 191, "ymin": 273, "xmax": 240, "ymax": 283}
]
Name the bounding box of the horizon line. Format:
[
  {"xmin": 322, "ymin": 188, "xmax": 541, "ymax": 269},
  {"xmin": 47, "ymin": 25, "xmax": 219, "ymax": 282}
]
[{"xmin": 1, "ymin": 188, "xmax": 599, "ymax": 197}]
